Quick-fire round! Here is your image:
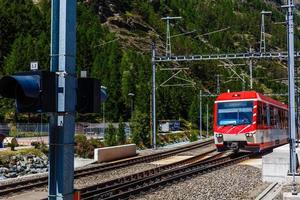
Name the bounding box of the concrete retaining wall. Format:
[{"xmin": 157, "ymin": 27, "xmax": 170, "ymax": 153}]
[
  {"xmin": 94, "ymin": 144, "xmax": 137, "ymax": 162},
  {"xmin": 262, "ymin": 144, "xmax": 300, "ymax": 183}
]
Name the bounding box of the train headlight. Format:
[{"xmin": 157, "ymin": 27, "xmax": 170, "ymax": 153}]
[
  {"xmin": 246, "ymin": 133, "xmax": 254, "ymax": 137},
  {"xmin": 215, "ymin": 134, "xmax": 223, "ymax": 138}
]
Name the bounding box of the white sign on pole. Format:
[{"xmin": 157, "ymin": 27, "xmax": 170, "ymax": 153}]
[
  {"xmin": 80, "ymin": 71, "xmax": 87, "ymax": 78},
  {"xmin": 30, "ymin": 61, "xmax": 39, "ymax": 71}
]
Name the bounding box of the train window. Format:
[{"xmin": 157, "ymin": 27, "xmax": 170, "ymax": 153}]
[
  {"xmin": 273, "ymin": 107, "xmax": 280, "ymax": 128},
  {"xmin": 257, "ymin": 102, "xmax": 287, "ymax": 129},
  {"xmin": 278, "ymin": 109, "xmax": 288, "ymax": 129},
  {"xmin": 269, "ymin": 106, "xmax": 274, "ymax": 126},
  {"xmin": 285, "ymin": 111, "xmax": 288, "ymax": 128},
  {"xmin": 282, "ymin": 110, "xmax": 285, "ymax": 128},
  {"xmin": 270, "ymin": 106, "xmax": 278, "ymax": 127},
  {"xmin": 257, "ymin": 102, "xmax": 263, "ymax": 126},
  {"xmin": 262, "ymin": 103, "xmax": 268, "ymax": 126},
  {"xmin": 266, "ymin": 105, "xmax": 271, "ymax": 126},
  {"xmin": 274, "ymin": 108, "xmax": 280, "ymax": 128},
  {"xmin": 217, "ymin": 101, "xmax": 253, "ymax": 126},
  {"xmin": 281, "ymin": 111, "xmax": 284, "ymax": 128}
]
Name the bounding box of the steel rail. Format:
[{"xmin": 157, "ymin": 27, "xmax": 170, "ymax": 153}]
[
  {"xmin": 103, "ymin": 153, "xmax": 251, "ymax": 200},
  {"xmin": 0, "ymin": 139, "xmax": 213, "ymax": 196},
  {"xmin": 78, "ymin": 149, "xmax": 220, "ymax": 199},
  {"xmin": 255, "ymin": 182, "xmax": 282, "ymax": 200},
  {"xmin": 74, "ymin": 139, "xmax": 213, "ymax": 177},
  {"xmin": 79, "ymin": 152, "xmax": 253, "ymax": 200}
]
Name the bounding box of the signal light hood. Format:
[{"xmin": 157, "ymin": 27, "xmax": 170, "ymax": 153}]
[{"xmin": 0, "ymin": 75, "xmax": 40, "ymax": 98}]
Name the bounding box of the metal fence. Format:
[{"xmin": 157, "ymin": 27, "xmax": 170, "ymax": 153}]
[
  {"xmin": 76, "ymin": 122, "xmax": 131, "ymax": 139},
  {"xmin": 14, "ymin": 123, "xmax": 49, "ymax": 137},
  {"xmin": 1, "ymin": 122, "xmax": 131, "ymax": 138}
]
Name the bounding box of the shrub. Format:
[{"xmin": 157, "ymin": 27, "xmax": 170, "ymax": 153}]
[
  {"xmin": 74, "ymin": 134, "xmax": 104, "ymax": 158},
  {"xmin": 31, "ymin": 141, "xmax": 48, "ymax": 155},
  {"xmin": 189, "ymin": 130, "xmax": 199, "ymax": 142},
  {"xmin": 75, "ymin": 134, "xmax": 90, "ymax": 158},
  {"xmin": 7, "ymin": 143, "xmax": 15, "ymax": 151}
]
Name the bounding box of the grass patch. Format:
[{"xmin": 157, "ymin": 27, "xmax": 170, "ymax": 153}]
[{"xmin": 9, "ymin": 131, "xmax": 48, "ymax": 137}]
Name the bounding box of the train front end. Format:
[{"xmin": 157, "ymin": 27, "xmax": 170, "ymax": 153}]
[{"xmin": 214, "ymin": 91, "xmax": 258, "ymax": 152}]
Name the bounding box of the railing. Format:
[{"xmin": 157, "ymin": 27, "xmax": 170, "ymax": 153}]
[{"xmin": 0, "ymin": 122, "xmax": 131, "ymax": 138}]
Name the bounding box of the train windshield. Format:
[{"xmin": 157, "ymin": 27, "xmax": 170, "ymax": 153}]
[{"xmin": 217, "ymin": 101, "xmax": 253, "ymax": 126}]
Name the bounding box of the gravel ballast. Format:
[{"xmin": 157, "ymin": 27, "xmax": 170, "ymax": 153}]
[
  {"xmin": 0, "ymin": 140, "xmax": 216, "ymax": 198},
  {"xmin": 75, "ymin": 145, "xmax": 215, "ymax": 189},
  {"xmin": 133, "ymin": 165, "xmax": 268, "ymax": 200},
  {"xmin": 75, "ymin": 163, "xmax": 158, "ymax": 189}
]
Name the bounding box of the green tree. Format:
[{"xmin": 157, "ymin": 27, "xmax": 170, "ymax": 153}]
[
  {"xmin": 104, "ymin": 123, "xmax": 117, "ymax": 146},
  {"xmin": 188, "ymin": 96, "xmax": 198, "ymax": 128},
  {"xmin": 117, "ymin": 118, "xmax": 127, "ymax": 145},
  {"xmin": 121, "ymin": 70, "xmax": 132, "ymax": 103},
  {"xmin": 130, "ymin": 110, "xmax": 150, "ymax": 147},
  {"xmin": 4, "ymin": 34, "xmax": 34, "ymax": 74}
]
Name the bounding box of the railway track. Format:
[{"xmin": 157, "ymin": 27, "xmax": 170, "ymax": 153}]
[
  {"xmin": 255, "ymin": 182, "xmax": 282, "ymax": 200},
  {"xmin": 0, "ymin": 139, "xmax": 213, "ymax": 196},
  {"xmin": 77, "ymin": 152, "xmax": 254, "ymax": 200}
]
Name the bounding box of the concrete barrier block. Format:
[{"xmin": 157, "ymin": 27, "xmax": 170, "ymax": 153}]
[
  {"xmin": 262, "ymin": 144, "xmax": 300, "ymax": 183},
  {"xmin": 283, "ymin": 192, "xmax": 300, "ymax": 200},
  {"xmin": 94, "ymin": 144, "xmax": 137, "ymax": 162}
]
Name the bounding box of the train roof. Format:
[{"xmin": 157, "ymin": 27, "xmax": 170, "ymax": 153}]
[{"xmin": 215, "ymin": 91, "xmax": 287, "ymax": 109}]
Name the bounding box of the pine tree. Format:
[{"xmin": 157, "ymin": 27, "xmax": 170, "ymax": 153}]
[
  {"xmin": 130, "ymin": 110, "xmax": 150, "ymax": 147},
  {"xmin": 104, "ymin": 123, "xmax": 117, "ymax": 146},
  {"xmin": 188, "ymin": 96, "xmax": 198, "ymax": 128},
  {"xmin": 117, "ymin": 118, "xmax": 126, "ymax": 145}
]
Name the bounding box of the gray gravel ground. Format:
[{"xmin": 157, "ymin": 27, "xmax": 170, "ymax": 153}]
[
  {"xmin": 0, "ymin": 140, "xmax": 215, "ymax": 198},
  {"xmin": 132, "ymin": 165, "xmax": 268, "ymax": 200},
  {"xmin": 0, "ymin": 172, "xmax": 47, "ymax": 186},
  {"xmin": 75, "ymin": 163, "xmax": 158, "ymax": 189},
  {"xmin": 75, "ymin": 145, "xmax": 215, "ymax": 189}
]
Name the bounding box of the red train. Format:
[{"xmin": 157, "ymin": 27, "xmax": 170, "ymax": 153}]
[{"xmin": 214, "ymin": 91, "xmax": 288, "ymax": 152}]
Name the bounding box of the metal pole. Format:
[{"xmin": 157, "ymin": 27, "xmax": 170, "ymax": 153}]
[
  {"xmin": 131, "ymin": 98, "xmax": 133, "ymax": 117},
  {"xmin": 166, "ymin": 18, "xmax": 171, "ymax": 57},
  {"xmin": 297, "ymin": 86, "xmax": 299, "ymax": 147},
  {"xmin": 103, "ymin": 102, "xmax": 105, "ymax": 134},
  {"xmin": 296, "ymin": 68, "xmax": 299, "ymax": 147},
  {"xmin": 161, "ymin": 16, "xmax": 181, "ymax": 57},
  {"xmin": 260, "ymin": 11, "xmax": 272, "ymax": 53},
  {"xmin": 242, "ymin": 74, "xmax": 245, "ymax": 91},
  {"xmin": 199, "ymin": 90, "xmax": 202, "ymax": 140},
  {"xmin": 285, "ymin": 0, "xmax": 298, "ymax": 195},
  {"xmin": 49, "ymin": 0, "xmax": 76, "ymax": 199},
  {"xmin": 260, "ymin": 12, "xmax": 266, "ymax": 52},
  {"xmin": 128, "ymin": 93, "xmax": 134, "ymax": 118},
  {"xmin": 152, "ymin": 43, "xmax": 157, "ymax": 149},
  {"xmin": 249, "ymin": 47, "xmax": 253, "ymax": 89},
  {"xmin": 216, "ymin": 75, "xmax": 220, "ymax": 94},
  {"xmin": 40, "ymin": 113, "xmax": 42, "ymax": 140},
  {"xmin": 49, "ymin": 0, "xmax": 59, "ymax": 198},
  {"xmin": 206, "ymin": 103, "xmax": 209, "ymax": 138}
]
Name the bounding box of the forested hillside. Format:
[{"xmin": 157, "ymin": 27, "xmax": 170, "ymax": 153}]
[{"xmin": 0, "ymin": 0, "xmax": 298, "ymax": 129}]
